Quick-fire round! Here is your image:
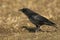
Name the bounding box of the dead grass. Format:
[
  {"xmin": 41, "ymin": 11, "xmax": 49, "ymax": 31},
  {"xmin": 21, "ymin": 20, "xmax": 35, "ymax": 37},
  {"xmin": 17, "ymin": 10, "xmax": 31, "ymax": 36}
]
[{"xmin": 0, "ymin": 0, "xmax": 60, "ymax": 40}]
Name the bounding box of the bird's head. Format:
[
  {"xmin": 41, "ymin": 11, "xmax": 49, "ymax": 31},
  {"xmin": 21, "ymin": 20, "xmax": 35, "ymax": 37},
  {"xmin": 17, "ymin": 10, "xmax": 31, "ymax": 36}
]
[
  {"xmin": 19, "ymin": 8, "xmax": 28, "ymax": 13},
  {"xmin": 18, "ymin": 8, "xmax": 32, "ymax": 16},
  {"xmin": 18, "ymin": 8, "xmax": 37, "ymax": 17}
]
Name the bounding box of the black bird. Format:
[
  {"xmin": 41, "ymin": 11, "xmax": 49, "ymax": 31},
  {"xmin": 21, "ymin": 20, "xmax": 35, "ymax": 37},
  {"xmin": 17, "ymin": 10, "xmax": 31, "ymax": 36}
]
[{"xmin": 19, "ymin": 8, "xmax": 57, "ymax": 32}]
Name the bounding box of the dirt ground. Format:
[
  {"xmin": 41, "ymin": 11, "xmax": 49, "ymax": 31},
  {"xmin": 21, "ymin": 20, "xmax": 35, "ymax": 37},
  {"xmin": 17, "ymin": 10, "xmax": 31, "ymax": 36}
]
[{"xmin": 0, "ymin": 0, "xmax": 60, "ymax": 40}]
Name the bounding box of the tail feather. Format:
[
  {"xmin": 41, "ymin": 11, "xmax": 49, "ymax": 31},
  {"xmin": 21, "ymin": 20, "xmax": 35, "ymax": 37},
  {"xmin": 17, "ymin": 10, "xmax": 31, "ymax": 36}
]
[{"xmin": 45, "ymin": 21, "xmax": 57, "ymax": 28}]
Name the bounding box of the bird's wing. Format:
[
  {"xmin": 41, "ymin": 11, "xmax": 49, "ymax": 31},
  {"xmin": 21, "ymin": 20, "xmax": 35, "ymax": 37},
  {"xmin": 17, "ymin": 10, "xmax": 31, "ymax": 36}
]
[
  {"xmin": 32, "ymin": 15, "xmax": 47, "ymax": 22},
  {"xmin": 31, "ymin": 15, "xmax": 57, "ymax": 28},
  {"xmin": 32, "ymin": 15, "xmax": 56, "ymax": 25}
]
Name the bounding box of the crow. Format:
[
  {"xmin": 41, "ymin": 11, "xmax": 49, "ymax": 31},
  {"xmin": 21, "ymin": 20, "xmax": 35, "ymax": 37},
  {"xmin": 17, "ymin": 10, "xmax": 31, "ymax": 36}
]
[{"xmin": 19, "ymin": 8, "xmax": 57, "ymax": 32}]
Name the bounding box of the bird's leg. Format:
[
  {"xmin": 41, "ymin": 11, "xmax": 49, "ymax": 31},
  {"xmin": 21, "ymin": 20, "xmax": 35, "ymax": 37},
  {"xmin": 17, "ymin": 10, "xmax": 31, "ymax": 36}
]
[{"xmin": 35, "ymin": 25, "xmax": 40, "ymax": 32}]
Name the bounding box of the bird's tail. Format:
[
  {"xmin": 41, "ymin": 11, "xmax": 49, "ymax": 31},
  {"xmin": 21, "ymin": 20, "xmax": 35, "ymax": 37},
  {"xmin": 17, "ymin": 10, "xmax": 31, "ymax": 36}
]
[
  {"xmin": 45, "ymin": 21, "xmax": 59, "ymax": 31},
  {"xmin": 46, "ymin": 21, "xmax": 58, "ymax": 28},
  {"xmin": 50, "ymin": 22, "xmax": 57, "ymax": 28}
]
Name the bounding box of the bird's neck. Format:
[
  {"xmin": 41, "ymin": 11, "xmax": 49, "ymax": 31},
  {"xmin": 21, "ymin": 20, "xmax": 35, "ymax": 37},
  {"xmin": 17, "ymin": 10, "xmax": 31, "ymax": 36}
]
[
  {"xmin": 23, "ymin": 11, "xmax": 38, "ymax": 17},
  {"xmin": 26, "ymin": 13, "xmax": 37, "ymax": 18}
]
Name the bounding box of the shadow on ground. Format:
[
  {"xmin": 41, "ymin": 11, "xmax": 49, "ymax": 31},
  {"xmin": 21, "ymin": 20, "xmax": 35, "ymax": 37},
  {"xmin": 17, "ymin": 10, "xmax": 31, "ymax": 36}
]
[
  {"xmin": 21, "ymin": 26, "xmax": 45, "ymax": 32},
  {"xmin": 21, "ymin": 26, "xmax": 36, "ymax": 32}
]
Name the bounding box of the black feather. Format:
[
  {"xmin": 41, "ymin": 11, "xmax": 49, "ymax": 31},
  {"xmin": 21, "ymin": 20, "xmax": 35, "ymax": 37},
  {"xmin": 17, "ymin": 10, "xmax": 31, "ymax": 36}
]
[{"xmin": 19, "ymin": 8, "xmax": 57, "ymax": 32}]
